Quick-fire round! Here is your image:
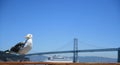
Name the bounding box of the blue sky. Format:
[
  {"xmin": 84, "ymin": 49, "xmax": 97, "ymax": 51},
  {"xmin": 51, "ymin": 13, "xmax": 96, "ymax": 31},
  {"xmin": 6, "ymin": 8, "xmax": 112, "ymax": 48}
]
[{"xmin": 0, "ymin": 0, "xmax": 120, "ymax": 58}]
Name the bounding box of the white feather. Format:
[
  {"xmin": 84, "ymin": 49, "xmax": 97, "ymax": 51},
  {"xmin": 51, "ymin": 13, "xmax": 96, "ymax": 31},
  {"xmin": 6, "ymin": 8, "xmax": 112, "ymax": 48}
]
[{"xmin": 18, "ymin": 34, "xmax": 32, "ymax": 54}]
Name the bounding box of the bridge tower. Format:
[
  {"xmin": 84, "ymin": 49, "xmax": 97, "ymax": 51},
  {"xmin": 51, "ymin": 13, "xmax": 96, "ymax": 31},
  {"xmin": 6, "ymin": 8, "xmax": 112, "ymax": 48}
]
[
  {"xmin": 73, "ymin": 38, "xmax": 78, "ymax": 63},
  {"xmin": 118, "ymin": 48, "xmax": 120, "ymax": 62}
]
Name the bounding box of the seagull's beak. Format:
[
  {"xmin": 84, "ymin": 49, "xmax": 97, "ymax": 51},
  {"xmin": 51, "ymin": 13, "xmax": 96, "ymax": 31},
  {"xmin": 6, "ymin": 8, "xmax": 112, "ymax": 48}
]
[{"xmin": 25, "ymin": 36, "xmax": 30, "ymax": 39}]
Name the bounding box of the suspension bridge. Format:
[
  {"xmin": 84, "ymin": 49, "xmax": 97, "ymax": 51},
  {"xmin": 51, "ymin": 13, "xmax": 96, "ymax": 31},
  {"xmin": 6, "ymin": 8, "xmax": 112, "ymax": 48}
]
[{"xmin": 0, "ymin": 38, "xmax": 120, "ymax": 63}]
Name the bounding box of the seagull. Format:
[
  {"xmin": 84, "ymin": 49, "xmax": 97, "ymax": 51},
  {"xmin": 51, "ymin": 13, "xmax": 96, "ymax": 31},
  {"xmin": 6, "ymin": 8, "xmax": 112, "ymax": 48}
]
[{"xmin": 5, "ymin": 34, "xmax": 33, "ymax": 55}]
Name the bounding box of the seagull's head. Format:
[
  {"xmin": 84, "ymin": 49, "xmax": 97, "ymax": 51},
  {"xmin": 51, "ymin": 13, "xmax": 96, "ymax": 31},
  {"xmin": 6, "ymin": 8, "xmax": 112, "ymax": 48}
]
[{"xmin": 25, "ymin": 34, "xmax": 32, "ymax": 39}]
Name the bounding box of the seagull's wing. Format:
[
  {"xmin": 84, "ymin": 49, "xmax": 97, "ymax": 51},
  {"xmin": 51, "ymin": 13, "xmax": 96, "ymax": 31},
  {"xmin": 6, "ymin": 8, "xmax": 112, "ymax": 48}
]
[{"xmin": 10, "ymin": 42, "xmax": 25, "ymax": 53}]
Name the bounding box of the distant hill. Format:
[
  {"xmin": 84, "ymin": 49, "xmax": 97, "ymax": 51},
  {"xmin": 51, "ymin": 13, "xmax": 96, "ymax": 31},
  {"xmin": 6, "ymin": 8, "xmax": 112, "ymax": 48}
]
[
  {"xmin": 28, "ymin": 55, "xmax": 117, "ymax": 63},
  {"xmin": 78, "ymin": 56, "xmax": 117, "ymax": 63},
  {"xmin": 28, "ymin": 55, "xmax": 48, "ymax": 62}
]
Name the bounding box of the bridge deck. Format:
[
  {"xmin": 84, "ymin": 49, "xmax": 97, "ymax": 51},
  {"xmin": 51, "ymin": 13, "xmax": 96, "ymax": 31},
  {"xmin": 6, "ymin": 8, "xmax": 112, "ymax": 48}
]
[{"xmin": 0, "ymin": 62, "xmax": 120, "ymax": 65}]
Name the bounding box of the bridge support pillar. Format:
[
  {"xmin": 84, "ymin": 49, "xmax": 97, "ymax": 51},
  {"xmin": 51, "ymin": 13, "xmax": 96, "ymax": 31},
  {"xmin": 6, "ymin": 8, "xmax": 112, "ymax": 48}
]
[
  {"xmin": 118, "ymin": 48, "xmax": 120, "ymax": 63},
  {"xmin": 73, "ymin": 38, "xmax": 78, "ymax": 63}
]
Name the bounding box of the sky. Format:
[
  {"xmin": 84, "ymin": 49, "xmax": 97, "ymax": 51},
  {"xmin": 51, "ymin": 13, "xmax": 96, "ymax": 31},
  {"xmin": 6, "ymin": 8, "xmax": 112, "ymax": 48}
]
[{"xmin": 0, "ymin": 0, "xmax": 120, "ymax": 58}]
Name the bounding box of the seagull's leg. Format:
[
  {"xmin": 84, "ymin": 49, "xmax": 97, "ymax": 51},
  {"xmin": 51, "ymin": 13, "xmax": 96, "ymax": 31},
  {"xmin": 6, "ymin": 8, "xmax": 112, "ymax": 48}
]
[{"xmin": 19, "ymin": 55, "xmax": 25, "ymax": 62}]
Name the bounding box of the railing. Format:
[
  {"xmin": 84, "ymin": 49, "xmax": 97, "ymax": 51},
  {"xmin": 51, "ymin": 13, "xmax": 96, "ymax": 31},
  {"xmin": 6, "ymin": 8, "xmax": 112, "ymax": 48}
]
[{"xmin": 0, "ymin": 62, "xmax": 120, "ymax": 65}]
